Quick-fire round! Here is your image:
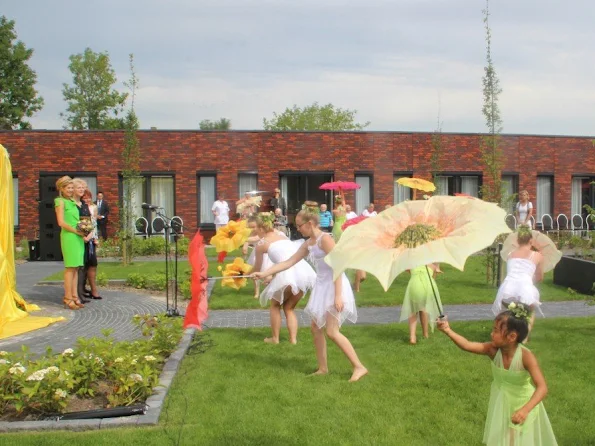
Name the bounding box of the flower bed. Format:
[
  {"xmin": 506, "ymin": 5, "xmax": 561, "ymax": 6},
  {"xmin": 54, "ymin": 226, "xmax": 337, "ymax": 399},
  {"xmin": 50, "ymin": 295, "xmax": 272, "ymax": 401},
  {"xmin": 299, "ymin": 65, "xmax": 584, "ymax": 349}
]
[{"xmin": 0, "ymin": 314, "xmax": 183, "ymax": 421}]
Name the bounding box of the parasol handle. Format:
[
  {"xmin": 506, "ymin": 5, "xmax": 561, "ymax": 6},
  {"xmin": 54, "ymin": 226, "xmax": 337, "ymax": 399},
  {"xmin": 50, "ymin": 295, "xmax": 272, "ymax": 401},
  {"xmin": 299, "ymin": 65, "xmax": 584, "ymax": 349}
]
[{"xmin": 425, "ymin": 265, "xmax": 444, "ymax": 318}]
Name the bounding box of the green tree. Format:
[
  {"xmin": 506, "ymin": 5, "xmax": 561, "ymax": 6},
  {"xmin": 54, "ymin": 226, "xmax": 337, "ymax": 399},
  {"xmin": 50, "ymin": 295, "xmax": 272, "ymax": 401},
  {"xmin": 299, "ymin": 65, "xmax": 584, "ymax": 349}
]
[
  {"xmin": 479, "ymin": 0, "xmax": 504, "ymax": 205},
  {"xmin": 120, "ymin": 54, "xmax": 141, "ymax": 266},
  {"xmin": 430, "ymin": 97, "xmax": 444, "ymax": 194},
  {"xmin": 263, "ymin": 102, "xmax": 370, "ymax": 131},
  {"xmin": 0, "ymin": 16, "xmax": 44, "ymax": 129},
  {"xmin": 199, "ymin": 118, "xmax": 231, "ymax": 130},
  {"xmin": 61, "ymin": 48, "xmax": 128, "ymax": 130}
]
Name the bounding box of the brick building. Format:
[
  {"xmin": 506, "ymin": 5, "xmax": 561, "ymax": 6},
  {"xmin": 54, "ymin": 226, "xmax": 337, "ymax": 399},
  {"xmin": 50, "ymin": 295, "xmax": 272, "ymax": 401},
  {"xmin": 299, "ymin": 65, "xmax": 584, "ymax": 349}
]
[{"xmin": 4, "ymin": 130, "xmax": 595, "ymax": 256}]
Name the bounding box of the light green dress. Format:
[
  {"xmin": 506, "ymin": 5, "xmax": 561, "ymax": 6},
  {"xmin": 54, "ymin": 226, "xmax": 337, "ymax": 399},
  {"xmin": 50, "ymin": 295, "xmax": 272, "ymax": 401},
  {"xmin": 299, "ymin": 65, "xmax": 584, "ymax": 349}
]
[
  {"xmin": 484, "ymin": 346, "xmax": 557, "ymax": 445},
  {"xmin": 399, "ymin": 265, "xmax": 442, "ymax": 330},
  {"xmin": 332, "ymin": 206, "xmax": 346, "ymax": 241},
  {"xmin": 55, "ymin": 197, "xmax": 84, "ymax": 268}
]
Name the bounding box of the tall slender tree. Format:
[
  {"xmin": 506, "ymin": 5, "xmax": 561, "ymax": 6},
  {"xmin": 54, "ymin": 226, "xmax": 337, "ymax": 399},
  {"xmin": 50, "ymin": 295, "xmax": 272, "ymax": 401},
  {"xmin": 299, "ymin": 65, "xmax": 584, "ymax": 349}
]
[
  {"xmin": 61, "ymin": 48, "xmax": 128, "ymax": 130},
  {"xmin": 430, "ymin": 96, "xmax": 444, "ymax": 194},
  {"xmin": 480, "ymin": 0, "xmax": 504, "ymax": 205},
  {"xmin": 120, "ymin": 54, "xmax": 141, "ymax": 266},
  {"xmin": 199, "ymin": 118, "xmax": 231, "ymax": 130},
  {"xmin": 0, "ymin": 16, "xmax": 44, "ymax": 129}
]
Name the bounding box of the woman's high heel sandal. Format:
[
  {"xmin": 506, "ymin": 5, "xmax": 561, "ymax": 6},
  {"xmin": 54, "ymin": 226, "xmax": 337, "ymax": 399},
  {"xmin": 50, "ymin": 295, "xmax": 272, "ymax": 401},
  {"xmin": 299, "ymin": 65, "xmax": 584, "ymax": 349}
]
[
  {"xmin": 63, "ymin": 297, "xmax": 80, "ymax": 310},
  {"xmin": 73, "ymin": 297, "xmax": 85, "ymax": 308}
]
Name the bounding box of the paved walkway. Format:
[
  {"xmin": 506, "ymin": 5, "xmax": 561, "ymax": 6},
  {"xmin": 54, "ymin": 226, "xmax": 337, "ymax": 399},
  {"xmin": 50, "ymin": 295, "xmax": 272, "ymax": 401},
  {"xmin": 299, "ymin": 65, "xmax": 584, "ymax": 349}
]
[{"xmin": 3, "ymin": 261, "xmax": 594, "ymax": 355}]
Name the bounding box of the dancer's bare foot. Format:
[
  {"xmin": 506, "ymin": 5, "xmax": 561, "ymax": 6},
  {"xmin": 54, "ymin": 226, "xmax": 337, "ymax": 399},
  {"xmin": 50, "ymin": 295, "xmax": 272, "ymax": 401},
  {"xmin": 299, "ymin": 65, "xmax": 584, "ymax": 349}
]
[
  {"xmin": 308, "ymin": 369, "xmax": 328, "ymax": 376},
  {"xmin": 289, "ymin": 339, "xmax": 297, "ymax": 345},
  {"xmin": 423, "ymin": 333, "xmax": 429, "ymax": 339},
  {"xmin": 264, "ymin": 337, "xmax": 279, "ymax": 344},
  {"xmin": 409, "ymin": 337, "xmax": 417, "ymax": 345},
  {"xmin": 349, "ymin": 366, "xmax": 368, "ymax": 382}
]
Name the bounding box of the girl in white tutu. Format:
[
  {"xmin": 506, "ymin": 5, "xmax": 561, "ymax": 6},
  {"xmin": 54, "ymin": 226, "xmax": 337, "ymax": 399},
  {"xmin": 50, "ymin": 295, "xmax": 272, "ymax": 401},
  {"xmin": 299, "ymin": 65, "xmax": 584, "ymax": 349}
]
[
  {"xmin": 243, "ymin": 217, "xmax": 264, "ymax": 299},
  {"xmin": 253, "ymin": 202, "xmax": 367, "ymax": 382},
  {"xmin": 493, "ymin": 226, "xmax": 544, "ymax": 337},
  {"xmin": 252, "ymin": 212, "xmax": 316, "ymax": 344}
]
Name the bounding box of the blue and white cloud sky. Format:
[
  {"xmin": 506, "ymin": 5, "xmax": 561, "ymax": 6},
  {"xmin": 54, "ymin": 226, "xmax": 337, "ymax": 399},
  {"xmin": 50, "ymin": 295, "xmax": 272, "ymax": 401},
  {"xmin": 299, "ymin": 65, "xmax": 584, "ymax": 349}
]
[{"xmin": 5, "ymin": 0, "xmax": 595, "ymax": 135}]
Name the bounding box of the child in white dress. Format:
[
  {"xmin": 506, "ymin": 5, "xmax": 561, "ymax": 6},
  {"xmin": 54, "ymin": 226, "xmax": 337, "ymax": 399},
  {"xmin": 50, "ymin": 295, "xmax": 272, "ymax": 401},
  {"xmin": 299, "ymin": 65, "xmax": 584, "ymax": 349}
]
[
  {"xmin": 253, "ymin": 204, "xmax": 367, "ymax": 382},
  {"xmin": 253, "ymin": 213, "xmax": 316, "ymax": 344}
]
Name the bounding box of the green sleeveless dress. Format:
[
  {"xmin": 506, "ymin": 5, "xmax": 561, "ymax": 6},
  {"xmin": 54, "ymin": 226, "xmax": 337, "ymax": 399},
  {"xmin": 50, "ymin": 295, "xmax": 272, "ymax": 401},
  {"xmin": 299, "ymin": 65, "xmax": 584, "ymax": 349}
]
[
  {"xmin": 399, "ymin": 265, "xmax": 442, "ymax": 330},
  {"xmin": 332, "ymin": 206, "xmax": 346, "ymax": 241},
  {"xmin": 55, "ymin": 197, "xmax": 84, "ymax": 268},
  {"xmin": 484, "ymin": 346, "xmax": 557, "ymax": 445}
]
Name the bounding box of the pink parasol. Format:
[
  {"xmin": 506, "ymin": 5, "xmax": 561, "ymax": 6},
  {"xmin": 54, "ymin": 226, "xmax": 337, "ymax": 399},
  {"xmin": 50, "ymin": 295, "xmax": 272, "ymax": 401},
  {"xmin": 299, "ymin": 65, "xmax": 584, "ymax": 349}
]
[{"xmin": 319, "ymin": 181, "xmax": 361, "ymax": 192}]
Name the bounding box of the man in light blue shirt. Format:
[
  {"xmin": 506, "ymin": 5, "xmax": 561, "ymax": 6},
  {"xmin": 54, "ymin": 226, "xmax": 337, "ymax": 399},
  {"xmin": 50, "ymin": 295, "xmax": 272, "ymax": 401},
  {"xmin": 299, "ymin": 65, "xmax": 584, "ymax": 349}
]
[{"xmin": 319, "ymin": 204, "xmax": 333, "ymax": 232}]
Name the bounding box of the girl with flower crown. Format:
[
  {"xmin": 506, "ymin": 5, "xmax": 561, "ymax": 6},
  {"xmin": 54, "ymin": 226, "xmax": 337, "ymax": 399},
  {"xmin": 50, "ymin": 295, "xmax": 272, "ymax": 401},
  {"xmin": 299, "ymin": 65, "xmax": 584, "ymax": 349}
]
[
  {"xmin": 253, "ymin": 203, "xmax": 367, "ymax": 382},
  {"xmin": 437, "ymin": 304, "xmax": 557, "ymax": 445},
  {"xmin": 252, "ymin": 212, "xmax": 316, "ymax": 344},
  {"xmin": 493, "ymin": 226, "xmax": 544, "ymax": 337}
]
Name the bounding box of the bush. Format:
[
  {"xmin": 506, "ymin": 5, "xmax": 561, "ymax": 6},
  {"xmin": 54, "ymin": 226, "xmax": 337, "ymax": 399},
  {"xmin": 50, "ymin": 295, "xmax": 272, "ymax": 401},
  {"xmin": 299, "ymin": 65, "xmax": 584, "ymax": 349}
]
[
  {"xmin": 97, "ymin": 238, "xmax": 120, "ymax": 258},
  {"xmin": 96, "ymin": 272, "xmax": 109, "ymax": 287},
  {"xmin": 145, "ymin": 273, "xmax": 167, "ymax": 291},
  {"xmin": 0, "ymin": 317, "xmax": 183, "ymax": 417},
  {"xmin": 126, "ymin": 273, "xmax": 146, "ymax": 289}
]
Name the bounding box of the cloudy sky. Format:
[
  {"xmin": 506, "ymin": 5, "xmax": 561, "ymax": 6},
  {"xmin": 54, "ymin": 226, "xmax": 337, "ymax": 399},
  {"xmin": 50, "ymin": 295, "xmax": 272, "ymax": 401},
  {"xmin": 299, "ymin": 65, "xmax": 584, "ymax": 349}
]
[{"xmin": 5, "ymin": 0, "xmax": 595, "ymax": 135}]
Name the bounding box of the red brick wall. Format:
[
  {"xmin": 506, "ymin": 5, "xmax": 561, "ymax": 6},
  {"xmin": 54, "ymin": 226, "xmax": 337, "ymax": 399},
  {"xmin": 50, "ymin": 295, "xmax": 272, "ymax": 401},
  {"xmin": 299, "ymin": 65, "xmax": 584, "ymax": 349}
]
[{"xmin": 2, "ymin": 130, "xmax": 594, "ymax": 241}]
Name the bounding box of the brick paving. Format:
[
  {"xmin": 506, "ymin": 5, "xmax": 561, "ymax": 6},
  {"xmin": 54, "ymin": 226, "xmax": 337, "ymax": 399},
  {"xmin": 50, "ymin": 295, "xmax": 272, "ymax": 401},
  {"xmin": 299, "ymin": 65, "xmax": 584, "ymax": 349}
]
[{"xmin": 3, "ymin": 261, "xmax": 594, "ymax": 355}]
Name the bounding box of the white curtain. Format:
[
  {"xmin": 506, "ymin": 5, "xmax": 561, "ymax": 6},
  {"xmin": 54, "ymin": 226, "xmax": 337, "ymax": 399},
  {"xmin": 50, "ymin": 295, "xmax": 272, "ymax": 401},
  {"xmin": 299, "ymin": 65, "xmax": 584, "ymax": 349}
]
[
  {"xmin": 151, "ymin": 176, "xmax": 175, "ymax": 217},
  {"xmin": 123, "ymin": 177, "xmax": 145, "ymax": 228},
  {"xmin": 79, "ymin": 176, "xmax": 97, "ymax": 198},
  {"xmin": 434, "ymin": 176, "xmax": 449, "ymax": 195},
  {"xmin": 501, "ymin": 175, "xmax": 515, "ymax": 212},
  {"xmin": 199, "ymin": 176, "xmax": 215, "ymax": 223},
  {"xmin": 393, "ymin": 176, "xmax": 411, "ymax": 204},
  {"xmin": 355, "ymin": 176, "xmax": 371, "ymax": 215},
  {"xmin": 238, "ymin": 174, "xmax": 257, "ymax": 196},
  {"xmin": 461, "ymin": 176, "xmax": 479, "ymax": 197},
  {"xmin": 281, "ymin": 176, "xmax": 288, "ymax": 203},
  {"xmin": 571, "ymin": 177, "xmax": 586, "ymax": 216},
  {"xmin": 536, "ymin": 176, "xmax": 552, "ymax": 220},
  {"xmin": 13, "ymin": 177, "xmax": 18, "ymax": 226}
]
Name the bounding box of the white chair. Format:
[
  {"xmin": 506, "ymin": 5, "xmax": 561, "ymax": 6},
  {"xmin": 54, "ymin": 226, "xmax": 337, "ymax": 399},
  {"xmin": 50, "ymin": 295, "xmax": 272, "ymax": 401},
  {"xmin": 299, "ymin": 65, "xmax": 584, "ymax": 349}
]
[
  {"xmin": 134, "ymin": 217, "xmax": 149, "ymax": 239},
  {"xmin": 151, "ymin": 216, "xmax": 166, "ymax": 238},
  {"xmin": 556, "ymin": 214, "xmax": 569, "ymax": 233},
  {"xmin": 529, "ymin": 215, "xmax": 536, "ymax": 229},
  {"xmin": 540, "ymin": 214, "xmax": 554, "ymax": 233},
  {"xmin": 571, "ymin": 214, "xmax": 584, "ymax": 236},
  {"xmin": 505, "ymin": 214, "xmax": 517, "ymax": 231},
  {"xmin": 586, "ymin": 214, "xmax": 595, "ymax": 230}
]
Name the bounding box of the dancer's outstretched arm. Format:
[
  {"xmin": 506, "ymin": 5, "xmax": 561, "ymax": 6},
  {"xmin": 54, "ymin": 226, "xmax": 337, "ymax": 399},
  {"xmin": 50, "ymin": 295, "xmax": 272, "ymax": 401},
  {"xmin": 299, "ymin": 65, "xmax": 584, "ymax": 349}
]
[{"xmin": 252, "ymin": 242, "xmax": 309, "ymax": 280}]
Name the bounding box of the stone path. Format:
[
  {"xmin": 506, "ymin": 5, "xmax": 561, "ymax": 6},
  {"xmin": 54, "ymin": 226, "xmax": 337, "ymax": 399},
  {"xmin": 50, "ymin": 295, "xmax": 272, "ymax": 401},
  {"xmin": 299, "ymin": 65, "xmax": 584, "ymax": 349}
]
[{"xmin": 3, "ymin": 261, "xmax": 594, "ymax": 355}]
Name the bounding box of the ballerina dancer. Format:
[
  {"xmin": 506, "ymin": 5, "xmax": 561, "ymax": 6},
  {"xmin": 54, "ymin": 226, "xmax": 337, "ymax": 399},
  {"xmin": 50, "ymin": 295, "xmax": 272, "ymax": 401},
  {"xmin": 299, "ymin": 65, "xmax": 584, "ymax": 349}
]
[
  {"xmin": 252, "ymin": 212, "xmax": 316, "ymax": 344},
  {"xmin": 493, "ymin": 226, "xmax": 544, "ymax": 339},
  {"xmin": 253, "ymin": 203, "xmax": 367, "ymax": 382}
]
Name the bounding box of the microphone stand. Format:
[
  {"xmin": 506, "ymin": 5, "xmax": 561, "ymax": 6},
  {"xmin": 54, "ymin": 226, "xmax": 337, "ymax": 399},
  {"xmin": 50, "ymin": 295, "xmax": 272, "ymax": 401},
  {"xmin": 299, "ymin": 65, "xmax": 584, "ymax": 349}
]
[{"xmin": 151, "ymin": 209, "xmax": 188, "ymax": 318}]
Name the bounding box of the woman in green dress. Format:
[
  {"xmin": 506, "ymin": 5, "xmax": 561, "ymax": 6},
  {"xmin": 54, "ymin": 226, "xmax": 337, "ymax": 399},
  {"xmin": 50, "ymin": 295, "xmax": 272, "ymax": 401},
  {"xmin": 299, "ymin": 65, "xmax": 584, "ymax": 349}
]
[
  {"xmin": 399, "ymin": 264, "xmax": 442, "ymax": 344},
  {"xmin": 54, "ymin": 176, "xmax": 89, "ymax": 310},
  {"xmin": 331, "ymin": 195, "xmax": 346, "ymax": 241}
]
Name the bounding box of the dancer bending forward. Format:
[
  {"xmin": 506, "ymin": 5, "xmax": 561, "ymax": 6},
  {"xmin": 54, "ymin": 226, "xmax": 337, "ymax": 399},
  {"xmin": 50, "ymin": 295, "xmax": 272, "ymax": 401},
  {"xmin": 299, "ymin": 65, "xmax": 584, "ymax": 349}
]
[
  {"xmin": 493, "ymin": 226, "xmax": 544, "ymax": 337},
  {"xmin": 253, "ymin": 213, "xmax": 316, "ymax": 344},
  {"xmin": 438, "ymin": 304, "xmax": 557, "ymax": 446},
  {"xmin": 253, "ymin": 205, "xmax": 367, "ymax": 382}
]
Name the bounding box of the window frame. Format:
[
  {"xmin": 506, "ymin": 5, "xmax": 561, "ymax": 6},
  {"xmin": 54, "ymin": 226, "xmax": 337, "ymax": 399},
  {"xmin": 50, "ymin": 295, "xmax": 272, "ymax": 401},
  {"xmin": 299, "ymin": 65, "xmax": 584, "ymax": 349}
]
[
  {"xmin": 536, "ymin": 174, "xmax": 555, "ymax": 222},
  {"xmin": 434, "ymin": 172, "xmax": 483, "ymax": 197},
  {"xmin": 197, "ymin": 171, "xmax": 217, "ymax": 229},
  {"xmin": 354, "ymin": 172, "xmax": 374, "ymax": 215},
  {"xmin": 394, "ymin": 172, "xmax": 413, "ymax": 204}
]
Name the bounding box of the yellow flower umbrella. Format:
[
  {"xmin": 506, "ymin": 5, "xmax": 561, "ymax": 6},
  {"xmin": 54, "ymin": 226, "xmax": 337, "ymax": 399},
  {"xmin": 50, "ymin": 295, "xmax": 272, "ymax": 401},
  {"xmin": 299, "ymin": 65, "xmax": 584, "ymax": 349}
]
[
  {"xmin": 210, "ymin": 220, "xmax": 252, "ymax": 253},
  {"xmin": 500, "ymin": 230, "xmax": 562, "ymax": 273},
  {"xmin": 396, "ymin": 177, "xmax": 436, "ymax": 200},
  {"xmin": 221, "ymin": 257, "xmax": 253, "ymax": 290},
  {"xmin": 325, "ymin": 195, "xmax": 511, "ymax": 295}
]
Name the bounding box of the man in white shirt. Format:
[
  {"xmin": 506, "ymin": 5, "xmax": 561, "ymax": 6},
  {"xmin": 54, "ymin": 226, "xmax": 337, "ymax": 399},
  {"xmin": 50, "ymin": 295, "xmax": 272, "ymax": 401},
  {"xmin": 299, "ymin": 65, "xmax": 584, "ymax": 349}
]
[
  {"xmin": 345, "ymin": 204, "xmax": 358, "ymax": 220},
  {"xmin": 212, "ymin": 195, "xmax": 230, "ymax": 229},
  {"xmin": 361, "ymin": 203, "xmax": 378, "ymax": 217}
]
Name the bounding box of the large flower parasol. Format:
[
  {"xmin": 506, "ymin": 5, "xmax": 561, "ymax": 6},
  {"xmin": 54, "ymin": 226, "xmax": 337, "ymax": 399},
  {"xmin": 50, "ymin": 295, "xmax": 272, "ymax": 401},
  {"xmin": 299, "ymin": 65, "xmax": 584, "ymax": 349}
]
[
  {"xmin": 220, "ymin": 258, "xmax": 253, "ymax": 290},
  {"xmin": 396, "ymin": 177, "xmax": 436, "ymax": 193},
  {"xmin": 325, "ymin": 196, "xmax": 511, "ymax": 293},
  {"xmin": 500, "ymin": 230, "xmax": 562, "ymax": 273}
]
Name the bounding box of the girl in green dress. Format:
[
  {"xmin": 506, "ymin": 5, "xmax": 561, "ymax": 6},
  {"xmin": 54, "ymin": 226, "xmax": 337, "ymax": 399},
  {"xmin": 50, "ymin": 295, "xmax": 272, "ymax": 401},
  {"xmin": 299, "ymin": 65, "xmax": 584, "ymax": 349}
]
[
  {"xmin": 438, "ymin": 303, "xmax": 557, "ymax": 446},
  {"xmin": 54, "ymin": 176, "xmax": 89, "ymax": 310},
  {"xmin": 331, "ymin": 195, "xmax": 346, "ymax": 241},
  {"xmin": 400, "ymin": 264, "xmax": 442, "ymax": 344}
]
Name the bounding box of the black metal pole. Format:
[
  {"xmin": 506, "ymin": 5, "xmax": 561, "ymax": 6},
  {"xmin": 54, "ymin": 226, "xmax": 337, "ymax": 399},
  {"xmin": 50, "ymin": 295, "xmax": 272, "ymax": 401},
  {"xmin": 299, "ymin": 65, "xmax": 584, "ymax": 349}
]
[{"xmin": 425, "ymin": 265, "xmax": 444, "ymax": 318}]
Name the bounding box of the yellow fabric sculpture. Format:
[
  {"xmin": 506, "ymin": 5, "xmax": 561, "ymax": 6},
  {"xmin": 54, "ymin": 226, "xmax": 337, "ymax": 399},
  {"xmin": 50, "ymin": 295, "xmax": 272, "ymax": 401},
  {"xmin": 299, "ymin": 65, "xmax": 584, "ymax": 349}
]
[{"xmin": 0, "ymin": 144, "xmax": 64, "ymax": 339}]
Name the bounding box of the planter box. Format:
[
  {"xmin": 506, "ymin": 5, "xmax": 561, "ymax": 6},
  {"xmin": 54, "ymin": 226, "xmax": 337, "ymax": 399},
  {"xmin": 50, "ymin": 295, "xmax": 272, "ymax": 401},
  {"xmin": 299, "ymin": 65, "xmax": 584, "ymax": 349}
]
[{"xmin": 553, "ymin": 256, "xmax": 595, "ymax": 295}]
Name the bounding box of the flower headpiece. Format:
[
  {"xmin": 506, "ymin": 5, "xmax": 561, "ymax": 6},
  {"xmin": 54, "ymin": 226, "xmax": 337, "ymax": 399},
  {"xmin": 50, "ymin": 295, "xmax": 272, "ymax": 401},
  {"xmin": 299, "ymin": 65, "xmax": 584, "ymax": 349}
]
[
  {"xmin": 507, "ymin": 302, "xmax": 530, "ymax": 321},
  {"xmin": 257, "ymin": 211, "xmax": 275, "ymax": 230},
  {"xmin": 301, "ymin": 201, "xmax": 320, "ymax": 215},
  {"xmin": 517, "ymin": 224, "xmax": 532, "ymax": 239},
  {"xmin": 335, "ymin": 195, "xmax": 343, "ymax": 203}
]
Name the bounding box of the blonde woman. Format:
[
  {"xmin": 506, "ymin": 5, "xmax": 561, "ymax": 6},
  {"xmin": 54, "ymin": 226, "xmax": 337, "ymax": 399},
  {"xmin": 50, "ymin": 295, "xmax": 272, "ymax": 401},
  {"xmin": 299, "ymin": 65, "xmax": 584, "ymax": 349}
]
[
  {"xmin": 515, "ymin": 190, "xmax": 534, "ymax": 228},
  {"xmin": 54, "ymin": 176, "xmax": 92, "ymax": 310}
]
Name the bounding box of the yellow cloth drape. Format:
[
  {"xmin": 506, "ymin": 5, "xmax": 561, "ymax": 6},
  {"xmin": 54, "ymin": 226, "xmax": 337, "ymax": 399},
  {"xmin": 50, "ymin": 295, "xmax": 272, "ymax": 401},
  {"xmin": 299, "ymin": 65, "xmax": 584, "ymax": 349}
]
[{"xmin": 0, "ymin": 144, "xmax": 64, "ymax": 339}]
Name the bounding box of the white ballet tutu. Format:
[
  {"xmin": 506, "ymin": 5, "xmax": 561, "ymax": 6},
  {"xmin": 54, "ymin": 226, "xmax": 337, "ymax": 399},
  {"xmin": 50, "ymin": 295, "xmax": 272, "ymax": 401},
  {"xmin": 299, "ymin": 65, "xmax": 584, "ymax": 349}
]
[
  {"xmin": 304, "ymin": 273, "xmax": 357, "ymax": 328},
  {"xmin": 259, "ymin": 240, "xmax": 316, "ymax": 306},
  {"xmin": 492, "ymin": 258, "xmax": 542, "ymax": 316}
]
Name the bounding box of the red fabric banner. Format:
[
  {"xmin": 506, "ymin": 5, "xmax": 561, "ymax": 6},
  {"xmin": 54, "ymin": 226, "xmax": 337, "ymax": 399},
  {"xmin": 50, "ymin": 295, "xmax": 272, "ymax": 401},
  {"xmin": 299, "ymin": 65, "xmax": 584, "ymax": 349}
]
[{"xmin": 183, "ymin": 231, "xmax": 209, "ymax": 330}]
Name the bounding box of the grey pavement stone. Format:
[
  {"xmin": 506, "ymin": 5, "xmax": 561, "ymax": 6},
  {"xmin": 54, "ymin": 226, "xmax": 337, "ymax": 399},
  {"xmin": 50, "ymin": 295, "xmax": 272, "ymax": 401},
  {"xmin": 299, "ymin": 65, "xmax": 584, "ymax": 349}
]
[{"xmin": 99, "ymin": 415, "xmax": 140, "ymax": 428}]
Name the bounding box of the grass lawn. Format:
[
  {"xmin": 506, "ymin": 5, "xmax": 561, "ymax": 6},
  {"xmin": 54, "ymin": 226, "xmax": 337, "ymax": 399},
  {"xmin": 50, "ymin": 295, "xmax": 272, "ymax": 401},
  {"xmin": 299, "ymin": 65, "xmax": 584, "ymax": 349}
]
[
  {"xmin": 6, "ymin": 317, "xmax": 594, "ymax": 445},
  {"xmin": 41, "ymin": 256, "xmax": 589, "ymax": 310}
]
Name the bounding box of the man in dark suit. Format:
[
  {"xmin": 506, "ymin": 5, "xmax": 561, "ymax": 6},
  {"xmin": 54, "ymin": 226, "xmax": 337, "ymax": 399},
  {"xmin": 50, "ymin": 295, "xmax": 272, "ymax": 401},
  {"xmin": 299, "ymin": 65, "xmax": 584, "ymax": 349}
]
[
  {"xmin": 269, "ymin": 188, "xmax": 287, "ymax": 215},
  {"xmin": 96, "ymin": 191, "xmax": 109, "ymax": 240}
]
